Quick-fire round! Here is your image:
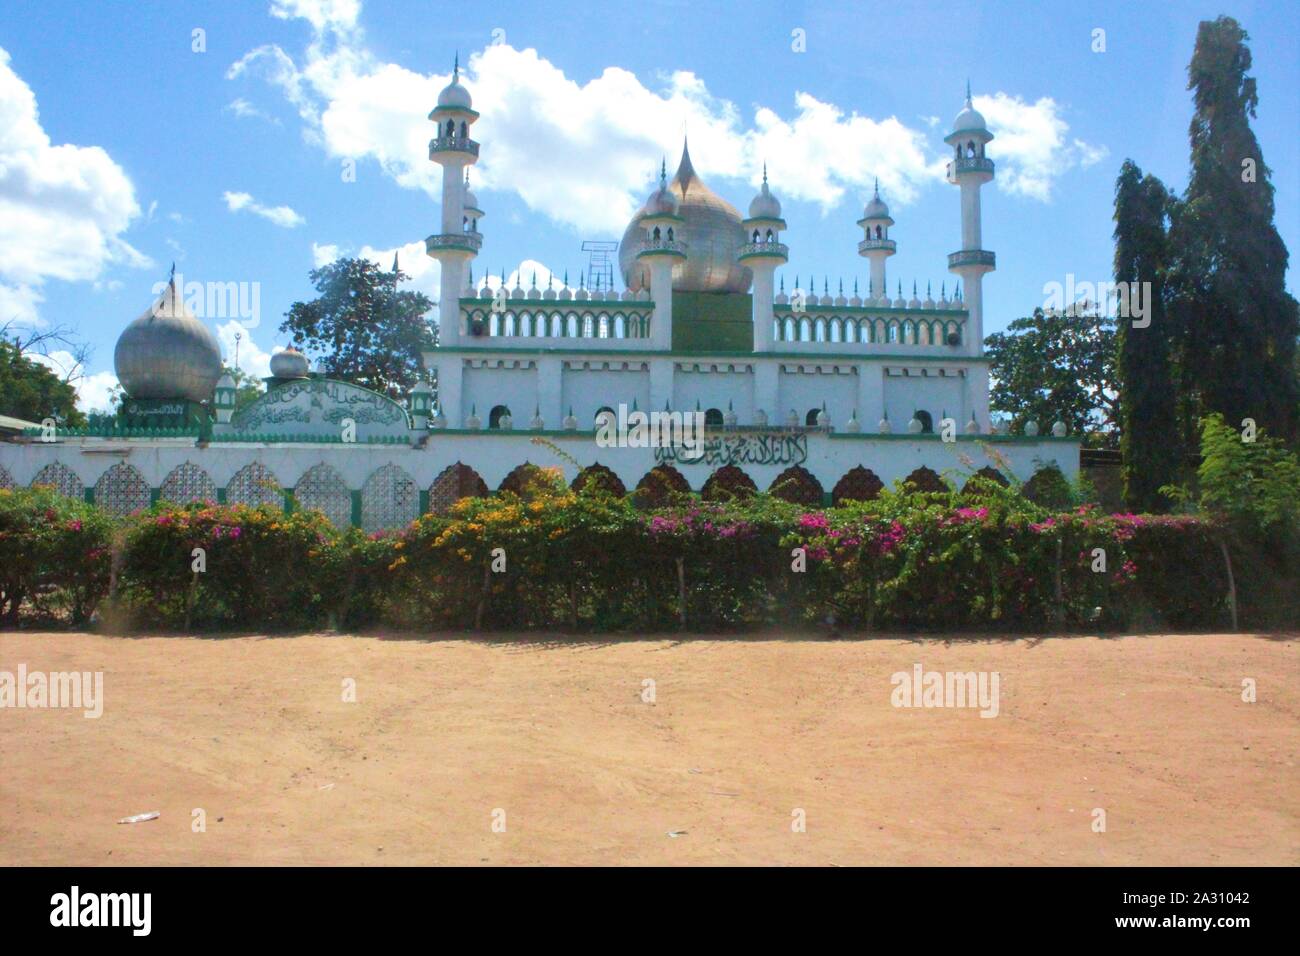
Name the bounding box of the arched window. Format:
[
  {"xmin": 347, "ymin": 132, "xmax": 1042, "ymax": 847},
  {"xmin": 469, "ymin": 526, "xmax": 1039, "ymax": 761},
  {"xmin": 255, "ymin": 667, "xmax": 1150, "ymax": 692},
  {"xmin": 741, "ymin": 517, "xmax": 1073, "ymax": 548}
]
[
  {"xmin": 488, "ymin": 405, "xmax": 512, "ymax": 429},
  {"xmin": 704, "ymin": 408, "xmax": 724, "ymax": 428},
  {"xmin": 783, "ymin": 317, "xmax": 796, "ymax": 341},
  {"xmin": 446, "ymin": 119, "xmax": 454, "ymax": 137},
  {"xmin": 666, "ymin": 227, "xmax": 674, "ymax": 241},
  {"xmin": 875, "ymin": 224, "xmax": 882, "ymax": 238},
  {"xmin": 805, "ymin": 408, "xmax": 822, "ymax": 427},
  {"xmin": 914, "ymin": 410, "xmax": 934, "ymax": 434},
  {"xmin": 752, "ymin": 229, "xmax": 760, "ymax": 242},
  {"xmin": 459, "ymin": 120, "xmax": 467, "ymax": 137},
  {"xmin": 765, "ymin": 228, "xmax": 774, "ymax": 241}
]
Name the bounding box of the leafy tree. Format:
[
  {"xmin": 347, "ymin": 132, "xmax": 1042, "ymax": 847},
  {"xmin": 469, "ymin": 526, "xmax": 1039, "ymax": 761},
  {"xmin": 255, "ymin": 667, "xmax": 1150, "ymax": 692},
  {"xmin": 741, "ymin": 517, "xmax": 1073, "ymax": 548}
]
[
  {"xmin": 1113, "ymin": 160, "xmax": 1180, "ymax": 511},
  {"xmin": 0, "ymin": 338, "xmax": 86, "ymax": 427},
  {"xmin": 280, "ymin": 258, "xmax": 436, "ymax": 400},
  {"xmin": 1166, "ymin": 16, "xmax": 1298, "ymax": 444},
  {"xmin": 1172, "ymin": 413, "xmax": 1300, "ymax": 534},
  {"xmin": 984, "ymin": 308, "xmax": 1118, "ymax": 447}
]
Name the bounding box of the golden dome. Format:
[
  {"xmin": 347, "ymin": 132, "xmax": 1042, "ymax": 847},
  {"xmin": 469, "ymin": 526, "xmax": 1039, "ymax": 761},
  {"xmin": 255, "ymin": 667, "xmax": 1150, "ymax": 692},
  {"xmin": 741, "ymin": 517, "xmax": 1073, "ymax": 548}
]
[{"xmin": 619, "ymin": 141, "xmax": 752, "ymax": 294}]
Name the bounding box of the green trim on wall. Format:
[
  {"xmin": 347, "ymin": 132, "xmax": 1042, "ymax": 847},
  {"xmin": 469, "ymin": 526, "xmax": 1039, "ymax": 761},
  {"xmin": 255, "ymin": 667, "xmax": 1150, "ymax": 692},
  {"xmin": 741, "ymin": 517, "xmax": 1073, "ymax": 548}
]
[
  {"xmin": 84, "ymin": 488, "xmax": 94, "ymax": 505},
  {"xmin": 350, "ymin": 490, "xmax": 363, "ymax": 527},
  {"xmin": 216, "ymin": 487, "xmax": 227, "ymax": 505},
  {"xmin": 283, "ymin": 489, "xmax": 295, "ymax": 515},
  {"xmin": 419, "ymin": 490, "xmax": 430, "ymax": 514}
]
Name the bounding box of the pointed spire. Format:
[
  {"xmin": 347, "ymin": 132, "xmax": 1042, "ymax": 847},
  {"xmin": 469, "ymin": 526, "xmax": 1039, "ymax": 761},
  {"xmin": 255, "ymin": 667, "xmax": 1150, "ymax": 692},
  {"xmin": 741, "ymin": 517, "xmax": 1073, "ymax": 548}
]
[
  {"xmin": 453, "ymin": 52, "xmax": 460, "ymax": 82},
  {"xmin": 762, "ymin": 162, "xmax": 768, "ymax": 185},
  {"xmin": 965, "ymin": 77, "xmax": 972, "ymax": 104},
  {"xmin": 873, "ymin": 177, "xmax": 879, "ymax": 197},
  {"xmin": 913, "ymin": 280, "xmax": 918, "ymax": 295},
  {"xmin": 563, "ymin": 269, "xmax": 569, "ymax": 286},
  {"xmin": 853, "ymin": 277, "xmax": 859, "ymax": 295},
  {"xmin": 392, "ymin": 251, "xmax": 400, "ymax": 274},
  {"xmin": 779, "ymin": 276, "xmax": 785, "ymax": 291}
]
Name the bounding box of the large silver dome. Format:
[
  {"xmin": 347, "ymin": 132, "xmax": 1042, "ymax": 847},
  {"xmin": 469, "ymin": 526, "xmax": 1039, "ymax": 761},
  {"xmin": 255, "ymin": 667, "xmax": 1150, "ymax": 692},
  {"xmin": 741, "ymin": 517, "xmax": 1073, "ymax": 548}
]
[
  {"xmin": 114, "ymin": 278, "xmax": 223, "ymax": 403},
  {"xmin": 619, "ymin": 141, "xmax": 752, "ymax": 294}
]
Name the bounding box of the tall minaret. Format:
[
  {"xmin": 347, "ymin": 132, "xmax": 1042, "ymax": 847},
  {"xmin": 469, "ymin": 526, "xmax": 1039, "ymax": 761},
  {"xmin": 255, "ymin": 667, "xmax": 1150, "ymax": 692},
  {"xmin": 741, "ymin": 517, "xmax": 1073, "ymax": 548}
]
[
  {"xmin": 945, "ymin": 81, "xmax": 995, "ymax": 358},
  {"xmin": 635, "ymin": 160, "xmax": 685, "ymax": 350},
  {"xmin": 741, "ymin": 165, "xmax": 787, "ymax": 352},
  {"xmin": 857, "ymin": 179, "xmax": 896, "ymax": 300},
  {"xmin": 425, "ymin": 54, "xmax": 481, "ymax": 348}
]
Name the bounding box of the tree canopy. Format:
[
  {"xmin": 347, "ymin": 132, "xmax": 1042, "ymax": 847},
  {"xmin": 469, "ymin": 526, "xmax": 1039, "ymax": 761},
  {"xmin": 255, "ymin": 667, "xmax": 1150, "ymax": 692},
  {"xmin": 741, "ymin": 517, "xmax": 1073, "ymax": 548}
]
[
  {"xmin": 280, "ymin": 258, "xmax": 436, "ymax": 401},
  {"xmin": 985, "ymin": 307, "xmax": 1118, "ymax": 447}
]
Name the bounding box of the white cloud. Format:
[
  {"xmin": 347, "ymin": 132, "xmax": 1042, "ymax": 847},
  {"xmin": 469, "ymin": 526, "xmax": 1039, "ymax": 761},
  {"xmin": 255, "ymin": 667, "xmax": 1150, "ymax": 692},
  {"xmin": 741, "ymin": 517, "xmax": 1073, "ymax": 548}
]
[
  {"xmin": 0, "ymin": 46, "xmax": 148, "ymax": 326},
  {"xmin": 973, "ymin": 93, "xmax": 1110, "ymax": 201},
  {"xmin": 226, "ymin": 97, "xmax": 281, "ymax": 125},
  {"xmin": 28, "ymin": 349, "xmax": 118, "ymax": 413},
  {"xmin": 231, "ymin": 3, "xmax": 1104, "ymax": 243},
  {"xmin": 223, "ymin": 190, "xmax": 305, "ymax": 228},
  {"xmin": 215, "ymin": 320, "xmax": 274, "ymax": 379}
]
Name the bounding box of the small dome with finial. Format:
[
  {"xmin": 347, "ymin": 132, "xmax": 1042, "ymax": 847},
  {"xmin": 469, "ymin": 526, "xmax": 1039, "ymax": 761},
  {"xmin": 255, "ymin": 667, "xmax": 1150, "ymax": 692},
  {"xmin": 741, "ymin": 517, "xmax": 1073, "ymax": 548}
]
[
  {"xmin": 862, "ymin": 179, "xmax": 891, "ymax": 221},
  {"xmin": 437, "ymin": 54, "xmax": 472, "ymax": 110},
  {"xmin": 951, "ymin": 80, "xmax": 988, "ymax": 135},
  {"xmin": 646, "ymin": 159, "xmax": 680, "ymax": 217},
  {"xmin": 748, "ymin": 164, "xmax": 782, "ymax": 219},
  {"xmin": 270, "ymin": 345, "xmax": 310, "ymax": 380}
]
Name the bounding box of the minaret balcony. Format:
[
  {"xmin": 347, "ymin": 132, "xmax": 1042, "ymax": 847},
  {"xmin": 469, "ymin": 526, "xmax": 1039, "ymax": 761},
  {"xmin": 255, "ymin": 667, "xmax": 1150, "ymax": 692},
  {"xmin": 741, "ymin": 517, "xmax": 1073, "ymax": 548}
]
[
  {"xmin": 426, "ymin": 232, "xmax": 483, "ymax": 255},
  {"xmin": 636, "ymin": 238, "xmax": 688, "ymax": 260},
  {"xmin": 738, "ymin": 240, "xmax": 788, "ymax": 262},
  {"xmin": 428, "ymin": 136, "xmax": 480, "ymax": 159},
  {"xmin": 947, "ymin": 249, "xmax": 996, "ymax": 270},
  {"xmin": 857, "ymin": 238, "xmax": 897, "ymax": 255},
  {"xmin": 945, "ymin": 156, "xmax": 995, "ymax": 183}
]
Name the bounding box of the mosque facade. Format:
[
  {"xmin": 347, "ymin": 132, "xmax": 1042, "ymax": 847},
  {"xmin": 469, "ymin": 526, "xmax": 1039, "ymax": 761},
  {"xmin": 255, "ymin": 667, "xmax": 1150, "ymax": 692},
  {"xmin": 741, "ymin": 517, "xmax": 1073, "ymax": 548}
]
[{"xmin": 0, "ymin": 63, "xmax": 1077, "ymax": 529}]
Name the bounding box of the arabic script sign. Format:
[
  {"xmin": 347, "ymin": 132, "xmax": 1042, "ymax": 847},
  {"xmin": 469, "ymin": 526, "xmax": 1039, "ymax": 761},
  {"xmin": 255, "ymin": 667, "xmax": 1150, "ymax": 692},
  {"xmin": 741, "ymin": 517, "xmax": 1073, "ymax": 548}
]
[
  {"xmin": 231, "ymin": 378, "xmax": 410, "ymax": 437},
  {"xmin": 654, "ymin": 432, "xmax": 807, "ymax": 467}
]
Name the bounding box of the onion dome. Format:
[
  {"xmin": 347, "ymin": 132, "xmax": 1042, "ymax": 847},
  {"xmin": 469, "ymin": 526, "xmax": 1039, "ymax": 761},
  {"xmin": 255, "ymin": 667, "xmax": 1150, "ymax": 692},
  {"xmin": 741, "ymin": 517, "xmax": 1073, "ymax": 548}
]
[
  {"xmin": 1024, "ymin": 420, "xmax": 1040, "ymax": 436},
  {"xmin": 526, "ymin": 272, "xmax": 541, "ymax": 300},
  {"xmin": 753, "ymin": 408, "xmax": 768, "ymax": 427},
  {"xmin": 908, "ymin": 282, "xmax": 922, "ymax": 310},
  {"xmin": 114, "ymin": 270, "xmax": 223, "ymax": 403},
  {"xmin": 907, "ymin": 415, "xmax": 923, "ymax": 434},
  {"xmin": 845, "ymin": 409, "xmax": 861, "ymax": 434},
  {"xmin": 437, "ymin": 54, "xmax": 472, "ymax": 110},
  {"xmin": 893, "ymin": 282, "xmax": 907, "ymax": 309},
  {"xmin": 775, "ymin": 276, "xmax": 789, "ymax": 305},
  {"xmin": 543, "ymin": 275, "xmax": 558, "ymax": 301},
  {"xmin": 923, "ymin": 283, "xmax": 936, "ymax": 310},
  {"xmin": 270, "ymin": 345, "xmax": 310, "ymax": 380},
  {"xmin": 530, "ymin": 406, "xmax": 544, "ymax": 430},
  {"xmin": 1052, "ymin": 420, "xmax": 1068, "ymax": 437},
  {"xmin": 878, "ymin": 412, "xmax": 892, "ymax": 434},
  {"xmin": 619, "ymin": 139, "xmax": 752, "ymax": 293},
  {"xmin": 966, "ymin": 412, "xmax": 980, "ymax": 435},
  {"xmin": 466, "ymin": 404, "xmax": 482, "ymax": 430},
  {"xmin": 747, "ymin": 166, "xmax": 782, "ymax": 220},
  {"xmin": 834, "ymin": 279, "xmax": 847, "ymax": 308}
]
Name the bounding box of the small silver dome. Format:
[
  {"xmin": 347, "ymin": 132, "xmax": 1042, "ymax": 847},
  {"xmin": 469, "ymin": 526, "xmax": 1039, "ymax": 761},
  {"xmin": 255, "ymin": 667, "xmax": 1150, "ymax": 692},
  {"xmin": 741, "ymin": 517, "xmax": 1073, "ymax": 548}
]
[
  {"xmin": 270, "ymin": 346, "xmax": 310, "ymax": 379},
  {"xmin": 114, "ymin": 278, "xmax": 222, "ymax": 403},
  {"xmin": 437, "ymin": 58, "xmax": 472, "ymax": 110},
  {"xmin": 748, "ymin": 177, "xmax": 781, "ymax": 219}
]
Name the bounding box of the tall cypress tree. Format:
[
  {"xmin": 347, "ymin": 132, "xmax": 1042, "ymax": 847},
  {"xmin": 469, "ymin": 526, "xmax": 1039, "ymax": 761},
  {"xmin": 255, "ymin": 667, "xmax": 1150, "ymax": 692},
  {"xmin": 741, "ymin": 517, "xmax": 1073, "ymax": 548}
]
[
  {"xmin": 1114, "ymin": 161, "xmax": 1180, "ymax": 511},
  {"xmin": 1167, "ymin": 16, "xmax": 1299, "ymax": 443}
]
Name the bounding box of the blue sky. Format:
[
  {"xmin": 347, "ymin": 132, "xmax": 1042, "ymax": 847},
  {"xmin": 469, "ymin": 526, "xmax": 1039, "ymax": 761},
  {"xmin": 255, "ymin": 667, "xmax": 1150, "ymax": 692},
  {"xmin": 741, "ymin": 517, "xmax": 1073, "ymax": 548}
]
[{"xmin": 1, "ymin": 0, "xmax": 1296, "ymax": 410}]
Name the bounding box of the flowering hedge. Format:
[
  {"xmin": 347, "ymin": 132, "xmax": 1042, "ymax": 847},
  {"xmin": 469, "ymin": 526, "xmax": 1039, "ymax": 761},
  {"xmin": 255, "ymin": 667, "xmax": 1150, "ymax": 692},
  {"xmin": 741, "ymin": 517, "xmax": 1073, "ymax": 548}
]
[{"xmin": 0, "ymin": 473, "xmax": 1286, "ymax": 632}]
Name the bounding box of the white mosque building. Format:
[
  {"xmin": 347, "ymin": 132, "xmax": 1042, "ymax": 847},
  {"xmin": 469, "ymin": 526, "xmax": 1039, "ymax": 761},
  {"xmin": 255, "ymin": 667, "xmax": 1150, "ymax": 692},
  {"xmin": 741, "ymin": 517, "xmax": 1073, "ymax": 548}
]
[{"xmin": 0, "ymin": 62, "xmax": 1076, "ymax": 528}]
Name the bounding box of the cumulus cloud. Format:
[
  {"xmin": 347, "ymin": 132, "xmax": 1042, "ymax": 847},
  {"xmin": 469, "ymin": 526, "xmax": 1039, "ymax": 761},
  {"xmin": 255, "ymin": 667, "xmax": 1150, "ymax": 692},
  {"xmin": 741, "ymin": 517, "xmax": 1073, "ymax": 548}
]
[
  {"xmin": 223, "ymin": 190, "xmax": 305, "ymax": 228},
  {"xmin": 0, "ymin": 46, "xmax": 148, "ymax": 326},
  {"xmin": 27, "ymin": 350, "xmax": 118, "ymax": 413},
  {"xmin": 225, "ymin": 97, "xmax": 281, "ymax": 125},
  {"xmin": 230, "ymin": 2, "xmax": 1102, "ymax": 243},
  {"xmin": 973, "ymin": 93, "xmax": 1109, "ymax": 201}
]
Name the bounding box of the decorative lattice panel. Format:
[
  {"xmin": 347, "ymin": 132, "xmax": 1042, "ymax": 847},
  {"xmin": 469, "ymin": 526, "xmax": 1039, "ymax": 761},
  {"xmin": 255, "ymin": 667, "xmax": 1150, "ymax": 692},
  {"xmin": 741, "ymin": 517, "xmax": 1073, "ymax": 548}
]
[
  {"xmin": 94, "ymin": 462, "xmax": 152, "ymax": 516},
  {"xmin": 0, "ymin": 464, "xmax": 13, "ymax": 490},
  {"xmin": 570, "ymin": 463, "xmax": 627, "ymax": 497},
  {"xmin": 902, "ymin": 466, "xmax": 948, "ymax": 494},
  {"xmin": 159, "ymin": 462, "xmax": 217, "ymax": 504},
  {"xmin": 961, "ymin": 466, "xmax": 1009, "ymax": 495},
  {"xmin": 701, "ymin": 464, "xmax": 757, "ymax": 502},
  {"xmin": 225, "ymin": 462, "xmax": 282, "ymax": 508},
  {"xmin": 360, "ymin": 463, "xmax": 419, "ymax": 532},
  {"xmin": 31, "ymin": 462, "xmax": 84, "ymax": 500},
  {"xmin": 428, "ymin": 463, "xmax": 488, "ymax": 516},
  {"xmin": 633, "ymin": 464, "xmax": 690, "ymax": 507},
  {"xmin": 831, "ymin": 466, "xmax": 884, "ymax": 505},
  {"xmin": 768, "ymin": 465, "xmax": 824, "ymax": 506},
  {"xmin": 294, "ymin": 463, "xmax": 352, "ymax": 529}
]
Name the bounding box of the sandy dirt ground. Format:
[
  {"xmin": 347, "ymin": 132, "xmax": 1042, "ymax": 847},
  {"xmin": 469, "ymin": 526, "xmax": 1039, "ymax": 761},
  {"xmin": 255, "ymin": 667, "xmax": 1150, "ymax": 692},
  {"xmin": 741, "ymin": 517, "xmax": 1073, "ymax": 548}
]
[{"xmin": 0, "ymin": 630, "xmax": 1296, "ymax": 866}]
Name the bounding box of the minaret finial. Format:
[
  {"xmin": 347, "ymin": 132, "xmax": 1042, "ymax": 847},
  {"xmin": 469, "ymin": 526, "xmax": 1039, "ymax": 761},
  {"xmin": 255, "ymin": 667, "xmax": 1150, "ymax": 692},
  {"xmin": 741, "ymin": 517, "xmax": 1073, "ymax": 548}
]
[
  {"xmin": 762, "ymin": 162, "xmax": 768, "ymax": 185},
  {"xmin": 965, "ymin": 78, "xmax": 972, "ymax": 104},
  {"xmin": 873, "ymin": 177, "xmax": 879, "ymax": 197},
  {"xmin": 168, "ymin": 261, "xmax": 176, "ymax": 285},
  {"xmin": 454, "ymin": 52, "xmax": 460, "ymax": 82}
]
